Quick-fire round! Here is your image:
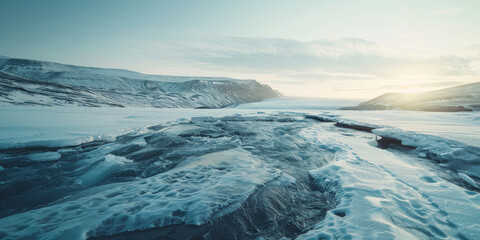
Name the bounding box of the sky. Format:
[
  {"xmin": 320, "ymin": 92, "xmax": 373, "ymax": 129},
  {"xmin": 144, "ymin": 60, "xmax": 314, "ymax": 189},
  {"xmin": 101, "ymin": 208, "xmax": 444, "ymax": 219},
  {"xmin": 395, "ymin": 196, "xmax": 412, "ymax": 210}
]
[{"xmin": 1, "ymin": 0, "xmax": 480, "ymax": 99}]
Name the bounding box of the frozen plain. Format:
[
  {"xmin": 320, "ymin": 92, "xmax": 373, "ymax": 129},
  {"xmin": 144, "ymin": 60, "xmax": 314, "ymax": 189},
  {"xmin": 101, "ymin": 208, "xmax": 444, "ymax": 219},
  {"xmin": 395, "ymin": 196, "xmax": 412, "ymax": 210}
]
[{"xmin": 0, "ymin": 98, "xmax": 479, "ymax": 239}]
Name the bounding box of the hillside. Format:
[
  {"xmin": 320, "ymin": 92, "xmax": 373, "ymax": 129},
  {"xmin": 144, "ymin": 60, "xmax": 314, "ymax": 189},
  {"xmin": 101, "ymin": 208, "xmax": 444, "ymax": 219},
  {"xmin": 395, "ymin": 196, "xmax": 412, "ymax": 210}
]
[
  {"xmin": 0, "ymin": 57, "xmax": 280, "ymax": 108},
  {"xmin": 344, "ymin": 82, "xmax": 480, "ymax": 112}
]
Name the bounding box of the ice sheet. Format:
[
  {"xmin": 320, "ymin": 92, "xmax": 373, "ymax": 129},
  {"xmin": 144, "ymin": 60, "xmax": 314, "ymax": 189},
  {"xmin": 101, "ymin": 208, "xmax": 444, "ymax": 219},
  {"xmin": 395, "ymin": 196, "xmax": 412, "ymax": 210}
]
[
  {"xmin": 0, "ymin": 148, "xmax": 278, "ymax": 239},
  {"xmin": 299, "ymin": 125, "xmax": 480, "ymax": 240},
  {"xmin": 0, "ymin": 106, "xmax": 259, "ymax": 149}
]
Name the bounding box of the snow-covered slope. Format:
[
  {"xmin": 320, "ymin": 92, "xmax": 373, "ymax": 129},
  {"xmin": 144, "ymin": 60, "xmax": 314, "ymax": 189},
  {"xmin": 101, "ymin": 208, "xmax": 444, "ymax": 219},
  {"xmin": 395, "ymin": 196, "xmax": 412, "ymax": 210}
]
[
  {"xmin": 0, "ymin": 57, "xmax": 280, "ymax": 108},
  {"xmin": 345, "ymin": 82, "xmax": 480, "ymax": 112}
]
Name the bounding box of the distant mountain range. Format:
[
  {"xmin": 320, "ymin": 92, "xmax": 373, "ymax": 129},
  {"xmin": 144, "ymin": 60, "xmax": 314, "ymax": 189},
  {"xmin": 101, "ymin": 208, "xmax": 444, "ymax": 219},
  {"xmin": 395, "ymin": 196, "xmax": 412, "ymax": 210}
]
[
  {"xmin": 0, "ymin": 56, "xmax": 280, "ymax": 108},
  {"xmin": 344, "ymin": 82, "xmax": 480, "ymax": 112}
]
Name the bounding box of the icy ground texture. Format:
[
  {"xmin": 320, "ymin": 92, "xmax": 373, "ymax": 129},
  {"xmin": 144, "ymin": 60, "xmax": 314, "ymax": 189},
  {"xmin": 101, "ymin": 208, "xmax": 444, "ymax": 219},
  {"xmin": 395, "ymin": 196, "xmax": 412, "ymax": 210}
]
[
  {"xmin": 373, "ymin": 128, "xmax": 480, "ymax": 180},
  {"xmin": 0, "ymin": 113, "xmax": 332, "ymax": 239},
  {"xmin": 235, "ymin": 98, "xmax": 480, "ymax": 147},
  {"xmin": 1, "ymin": 113, "xmax": 479, "ymax": 239},
  {"xmin": 305, "ymin": 112, "xmax": 480, "ymax": 181},
  {"xmin": 3, "ymin": 104, "xmax": 479, "ymax": 150},
  {"xmin": 1, "ymin": 149, "xmax": 278, "ymax": 239},
  {"xmin": 232, "ymin": 97, "xmax": 362, "ymax": 110},
  {"xmin": 300, "ymin": 126, "xmax": 480, "ymax": 239},
  {"xmin": 326, "ymin": 110, "xmax": 480, "ymax": 148},
  {"xmin": 0, "ymin": 106, "xmax": 260, "ymax": 149}
]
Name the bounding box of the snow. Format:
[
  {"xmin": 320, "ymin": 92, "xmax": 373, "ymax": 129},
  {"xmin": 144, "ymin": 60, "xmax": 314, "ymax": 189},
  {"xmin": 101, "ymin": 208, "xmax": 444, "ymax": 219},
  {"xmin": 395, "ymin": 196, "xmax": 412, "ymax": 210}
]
[
  {"xmin": 0, "ymin": 106, "xmax": 259, "ymax": 149},
  {"xmin": 372, "ymin": 127, "xmax": 480, "ymax": 179},
  {"xmin": 350, "ymin": 82, "xmax": 480, "ymax": 111},
  {"xmin": 0, "ymin": 148, "xmax": 279, "ymax": 239},
  {"xmin": 233, "ymin": 97, "xmax": 362, "ymax": 110},
  {"xmin": 459, "ymin": 173, "xmax": 479, "ymax": 189},
  {"xmin": 299, "ymin": 125, "xmax": 480, "ymax": 240},
  {"xmin": 1, "ymin": 98, "xmax": 480, "ymax": 239},
  {"xmin": 304, "ymin": 110, "xmax": 480, "ymax": 180},
  {"xmin": 328, "ymin": 110, "xmax": 480, "ymax": 148},
  {"xmin": 0, "ymin": 66, "xmax": 280, "ymax": 108},
  {"xmin": 0, "ymin": 57, "xmax": 251, "ymax": 85},
  {"xmin": 239, "ymin": 99, "xmax": 480, "ymax": 148}
]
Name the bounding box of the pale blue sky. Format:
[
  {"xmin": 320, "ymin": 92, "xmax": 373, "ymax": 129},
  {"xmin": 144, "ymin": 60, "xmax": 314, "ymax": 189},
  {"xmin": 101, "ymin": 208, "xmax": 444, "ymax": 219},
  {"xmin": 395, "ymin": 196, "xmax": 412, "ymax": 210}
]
[{"xmin": 1, "ymin": 0, "xmax": 479, "ymax": 98}]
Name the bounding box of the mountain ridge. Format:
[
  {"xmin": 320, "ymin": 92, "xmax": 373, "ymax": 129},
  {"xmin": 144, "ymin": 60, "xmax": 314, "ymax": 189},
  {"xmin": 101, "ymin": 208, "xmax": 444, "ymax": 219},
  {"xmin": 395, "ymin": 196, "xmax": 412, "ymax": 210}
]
[
  {"xmin": 0, "ymin": 56, "xmax": 281, "ymax": 108},
  {"xmin": 343, "ymin": 82, "xmax": 480, "ymax": 112}
]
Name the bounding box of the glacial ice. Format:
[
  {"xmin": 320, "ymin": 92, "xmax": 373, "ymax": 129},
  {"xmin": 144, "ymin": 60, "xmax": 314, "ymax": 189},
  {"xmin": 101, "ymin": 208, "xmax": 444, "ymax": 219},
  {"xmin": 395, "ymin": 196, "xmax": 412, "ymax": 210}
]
[
  {"xmin": 373, "ymin": 127, "xmax": 480, "ymax": 179},
  {"xmin": 299, "ymin": 125, "xmax": 480, "ymax": 240},
  {"xmin": 1, "ymin": 111, "xmax": 479, "ymax": 239},
  {"xmin": 306, "ymin": 112, "xmax": 480, "ymax": 181},
  {"xmin": 0, "ymin": 106, "xmax": 260, "ymax": 149},
  {"xmin": 26, "ymin": 151, "xmax": 61, "ymax": 162},
  {"xmin": 77, "ymin": 154, "xmax": 134, "ymax": 187},
  {"xmin": 0, "ymin": 148, "xmax": 278, "ymax": 239}
]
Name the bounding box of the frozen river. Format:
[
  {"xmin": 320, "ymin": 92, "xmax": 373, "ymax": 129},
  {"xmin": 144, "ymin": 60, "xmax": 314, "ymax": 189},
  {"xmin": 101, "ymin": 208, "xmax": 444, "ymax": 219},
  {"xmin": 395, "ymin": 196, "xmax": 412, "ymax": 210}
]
[{"xmin": 0, "ymin": 98, "xmax": 479, "ymax": 239}]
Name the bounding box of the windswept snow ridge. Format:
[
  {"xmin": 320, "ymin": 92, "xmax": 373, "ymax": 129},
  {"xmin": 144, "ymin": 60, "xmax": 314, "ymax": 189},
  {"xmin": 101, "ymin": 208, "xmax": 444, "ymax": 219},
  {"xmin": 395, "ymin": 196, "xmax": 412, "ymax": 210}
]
[
  {"xmin": 300, "ymin": 126, "xmax": 480, "ymax": 239},
  {"xmin": 373, "ymin": 127, "xmax": 480, "ymax": 181},
  {"xmin": 307, "ymin": 113, "xmax": 480, "ymax": 181}
]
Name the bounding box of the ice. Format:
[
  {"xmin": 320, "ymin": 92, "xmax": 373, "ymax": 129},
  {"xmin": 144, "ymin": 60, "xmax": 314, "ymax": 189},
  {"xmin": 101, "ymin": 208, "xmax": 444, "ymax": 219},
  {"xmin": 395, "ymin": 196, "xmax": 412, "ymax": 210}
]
[
  {"xmin": 299, "ymin": 125, "xmax": 480, "ymax": 240},
  {"xmin": 270, "ymin": 172, "xmax": 296, "ymax": 187},
  {"xmin": 233, "ymin": 97, "xmax": 362, "ymax": 110},
  {"xmin": 1, "ymin": 107, "xmax": 480, "ymax": 239},
  {"xmin": 0, "ymin": 106, "xmax": 260, "ymax": 149},
  {"xmin": 161, "ymin": 125, "xmax": 202, "ymax": 135},
  {"xmin": 236, "ymin": 98, "xmax": 480, "ymax": 148},
  {"xmin": 458, "ymin": 172, "xmax": 479, "ymax": 189},
  {"xmin": 2, "ymin": 104, "xmax": 479, "ymax": 151},
  {"xmin": 305, "ymin": 111, "xmax": 480, "ymax": 179},
  {"xmin": 78, "ymin": 154, "xmax": 133, "ymax": 187},
  {"xmin": 129, "ymin": 137, "xmax": 147, "ymax": 146},
  {"xmin": 326, "ymin": 110, "xmax": 480, "ymax": 147},
  {"xmin": 103, "ymin": 154, "xmax": 132, "ymax": 164},
  {"xmin": 0, "ymin": 148, "xmax": 278, "ymax": 239},
  {"xmin": 373, "ymin": 127, "xmax": 480, "ymax": 179},
  {"xmin": 26, "ymin": 151, "xmax": 61, "ymax": 162}
]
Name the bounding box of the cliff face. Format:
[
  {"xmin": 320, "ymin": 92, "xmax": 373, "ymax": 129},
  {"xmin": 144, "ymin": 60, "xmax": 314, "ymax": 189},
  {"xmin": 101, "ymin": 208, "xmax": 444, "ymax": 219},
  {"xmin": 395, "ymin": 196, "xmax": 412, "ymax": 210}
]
[{"xmin": 0, "ymin": 57, "xmax": 280, "ymax": 108}]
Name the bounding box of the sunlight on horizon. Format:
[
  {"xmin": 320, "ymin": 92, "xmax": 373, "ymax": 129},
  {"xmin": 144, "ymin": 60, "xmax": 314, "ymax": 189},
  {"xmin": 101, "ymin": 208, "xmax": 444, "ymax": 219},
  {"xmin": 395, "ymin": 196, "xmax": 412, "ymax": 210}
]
[{"xmin": 1, "ymin": 0, "xmax": 480, "ymax": 98}]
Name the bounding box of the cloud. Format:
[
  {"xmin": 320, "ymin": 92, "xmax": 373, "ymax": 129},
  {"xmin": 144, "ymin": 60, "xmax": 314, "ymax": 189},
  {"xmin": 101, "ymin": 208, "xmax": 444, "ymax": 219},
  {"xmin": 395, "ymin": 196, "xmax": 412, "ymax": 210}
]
[
  {"xmin": 432, "ymin": 8, "xmax": 462, "ymax": 15},
  {"xmin": 124, "ymin": 34, "xmax": 480, "ymax": 98},
  {"xmin": 380, "ymin": 81, "xmax": 463, "ymax": 90}
]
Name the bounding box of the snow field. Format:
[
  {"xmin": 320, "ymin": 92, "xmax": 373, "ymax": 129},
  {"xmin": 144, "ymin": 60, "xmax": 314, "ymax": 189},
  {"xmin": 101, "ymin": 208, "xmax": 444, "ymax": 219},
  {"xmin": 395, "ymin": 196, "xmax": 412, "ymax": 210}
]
[{"xmin": 299, "ymin": 126, "xmax": 480, "ymax": 239}]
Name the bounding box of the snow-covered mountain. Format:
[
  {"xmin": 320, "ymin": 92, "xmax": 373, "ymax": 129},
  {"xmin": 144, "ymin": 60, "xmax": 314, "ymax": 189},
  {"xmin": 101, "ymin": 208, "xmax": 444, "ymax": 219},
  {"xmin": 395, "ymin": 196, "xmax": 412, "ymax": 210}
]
[
  {"xmin": 344, "ymin": 82, "xmax": 480, "ymax": 112},
  {"xmin": 0, "ymin": 57, "xmax": 281, "ymax": 108}
]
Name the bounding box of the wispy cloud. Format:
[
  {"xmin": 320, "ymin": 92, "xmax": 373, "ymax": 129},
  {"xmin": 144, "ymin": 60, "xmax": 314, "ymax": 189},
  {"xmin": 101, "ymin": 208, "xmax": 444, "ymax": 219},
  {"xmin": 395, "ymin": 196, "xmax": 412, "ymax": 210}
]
[
  {"xmin": 432, "ymin": 8, "xmax": 462, "ymax": 15},
  {"xmin": 124, "ymin": 34, "xmax": 479, "ymax": 98}
]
